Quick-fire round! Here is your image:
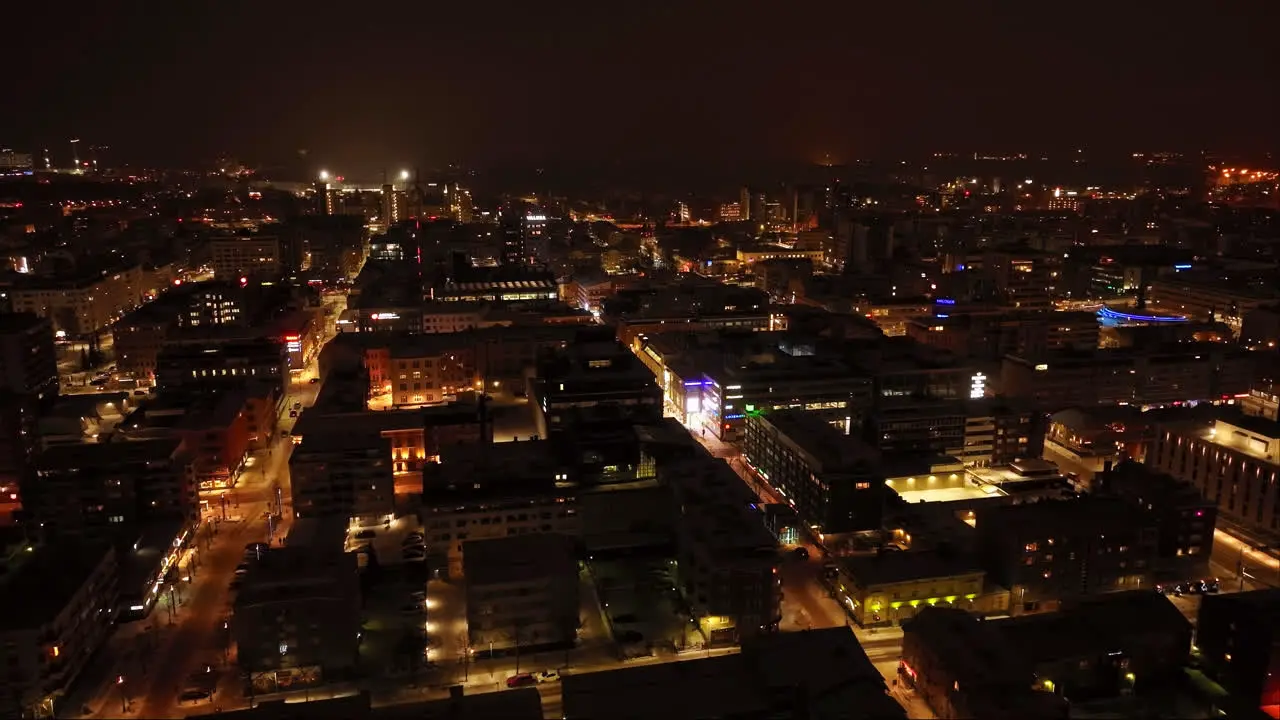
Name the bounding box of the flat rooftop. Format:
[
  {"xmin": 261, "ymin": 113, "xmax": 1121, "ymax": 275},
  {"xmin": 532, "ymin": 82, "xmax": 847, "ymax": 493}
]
[
  {"xmin": 563, "ymin": 654, "xmax": 764, "ymax": 720},
  {"xmin": 759, "ymin": 409, "xmax": 878, "ymax": 472},
  {"xmin": 463, "ymin": 532, "xmax": 576, "ymax": 587},
  {"xmin": 0, "ymin": 541, "xmax": 113, "ymax": 631},
  {"xmin": 839, "ymin": 550, "xmax": 983, "ymax": 587}
]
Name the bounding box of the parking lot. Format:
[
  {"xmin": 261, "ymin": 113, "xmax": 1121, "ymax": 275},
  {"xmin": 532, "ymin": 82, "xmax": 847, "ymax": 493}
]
[{"xmin": 588, "ymin": 557, "xmax": 702, "ymax": 657}]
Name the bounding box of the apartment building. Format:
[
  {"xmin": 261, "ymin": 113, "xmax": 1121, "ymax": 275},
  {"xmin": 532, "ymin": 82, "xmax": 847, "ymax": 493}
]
[
  {"xmin": 0, "ymin": 542, "xmax": 119, "ymax": 720},
  {"xmin": 420, "ymin": 441, "xmax": 573, "ymax": 579},
  {"xmin": 27, "ymin": 438, "xmax": 197, "ymax": 537},
  {"xmin": 10, "ymin": 262, "xmax": 146, "ymax": 336},
  {"xmin": 666, "ymin": 455, "xmax": 782, "ymax": 643},
  {"xmin": 289, "ymin": 431, "xmax": 394, "ymax": 524},
  {"xmin": 211, "ymin": 235, "xmax": 281, "ymax": 281},
  {"xmin": 976, "ymin": 497, "xmax": 1157, "ymax": 612},
  {"xmin": 464, "ymin": 533, "xmax": 579, "ymax": 653},
  {"xmin": 233, "ymin": 547, "xmax": 360, "ymax": 691}
]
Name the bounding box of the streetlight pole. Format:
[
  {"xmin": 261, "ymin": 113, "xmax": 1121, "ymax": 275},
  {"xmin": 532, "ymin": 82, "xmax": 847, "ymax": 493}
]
[{"xmin": 116, "ymin": 675, "xmax": 128, "ymax": 714}]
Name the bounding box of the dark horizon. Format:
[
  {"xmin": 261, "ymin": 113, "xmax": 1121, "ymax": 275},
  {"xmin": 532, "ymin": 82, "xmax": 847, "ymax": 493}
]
[{"xmin": 5, "ymin": 0, "xmax": 1278, "ymax": 176}]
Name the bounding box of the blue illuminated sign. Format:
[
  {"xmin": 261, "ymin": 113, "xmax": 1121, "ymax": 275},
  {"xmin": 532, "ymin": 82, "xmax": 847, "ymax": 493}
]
[
  {"xmin": 1097, "ymin": 307, "xmax": 1188, "ymax": 324},
  {"xmin": 935, "ymin": 298, "xmax": 956, "ymax": 305}
]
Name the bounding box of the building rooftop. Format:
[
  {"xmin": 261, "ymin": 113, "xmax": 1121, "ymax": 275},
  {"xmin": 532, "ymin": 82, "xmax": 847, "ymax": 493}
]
[
  {"xmin": 563, "ymin": 654, "xmax": 764, "ymax": 720},
  {"xmin": 991, "ymin": 590, "xmax": 1190, "ymax": 665},
  {"xmin": 35, "ymin": 436, "xmax": 181, "ymax": 471},
  {"xmin": 463, "ymin": 532, "xmax": 576, "ymax": 587},
  {"xmin": 195, "ymin": 688, "xmax": 544, "ymax": 720},
  {"xmin": 759, "ymin": 409, "xmax": 879, "ymax": 473},
  {"xmin": 0, "ymin": 541, "xmax": 113, "ymax": 631},
  {"xmin": 840, "ymin": 550, "xmax": 984, "ymax": 588}
]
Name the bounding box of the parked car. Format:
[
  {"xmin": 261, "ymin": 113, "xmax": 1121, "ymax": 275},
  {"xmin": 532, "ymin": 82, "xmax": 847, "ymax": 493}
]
[
  {"xmin": 535, "ymin": 670, "xmax": 561, "ymax": 684},
  {"xmin": 309, "ymin": 377, "xmax": 320, "ymax": 384},
  {"xmin": 401, "ymin": 535, "xmax": 425, "ymax": 547},
  {"xmin": 353, "ymin": 529, "xmax": 377, "ymax": 540},
  {"xmin": 178, "ymin": 690, "xmax": 212, "ymax": 703},
  {"xmin": 399, "ymin": 603, "xmax": 426, "ymax": 615},
  {"xmin": 402, "ymin": 549, "xmax": 426, "ymax": 562},
  {"xmin": 506, "ymin": 674, "xmax": 536, "ymax": 688}
]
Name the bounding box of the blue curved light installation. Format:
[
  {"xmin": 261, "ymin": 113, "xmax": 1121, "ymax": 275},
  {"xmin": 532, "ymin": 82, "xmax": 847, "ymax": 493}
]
[{"xmin": 1097, "ymin": 306, "xmax": 1188, "ymax": 324}]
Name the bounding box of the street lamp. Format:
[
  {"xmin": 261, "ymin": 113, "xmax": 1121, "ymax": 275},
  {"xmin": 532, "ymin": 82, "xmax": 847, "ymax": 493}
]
[
  {"xmin": 116, "ymin": 675, "xmax": 128, "ymax": 714},
  {"xmin": 400, "ymin": 169, "xmax": 411, "ymax": 182},
  {"xmin": 318, "ymin": 170, "xmax": 330, "ymax": 181}
]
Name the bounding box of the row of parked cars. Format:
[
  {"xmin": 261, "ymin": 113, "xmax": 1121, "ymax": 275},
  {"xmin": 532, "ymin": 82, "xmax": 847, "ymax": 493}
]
[{"xmin": 1156, "ymin": 578, "xmax": 1221, "ymax": 596}]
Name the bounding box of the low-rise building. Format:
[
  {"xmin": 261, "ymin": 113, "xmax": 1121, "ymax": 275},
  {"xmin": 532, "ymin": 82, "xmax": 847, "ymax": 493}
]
[
  {"xmin": 833, "ymin": 550, "xmax": 1009, "ymax": 627},
  {"xmin": 463, "ymin": 533, "xmax": 579, "ymax": 654},
  {"xmin": 233, "ymin": 546, "xmax": 361, "ymax": 695},
  {"xmin": 0, "ymin": 541, "xmax": 118, "ymax": 720}
]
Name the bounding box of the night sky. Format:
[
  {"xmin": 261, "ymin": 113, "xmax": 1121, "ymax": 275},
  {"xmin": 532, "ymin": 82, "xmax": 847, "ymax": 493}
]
[{"xmin": 5, "ymin": 1, "xmax": 1278, "ymax": 176}]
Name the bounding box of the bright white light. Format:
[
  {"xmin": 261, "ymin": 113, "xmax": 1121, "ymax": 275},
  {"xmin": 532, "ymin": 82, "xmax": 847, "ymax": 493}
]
[
  {"xmin": 400, "ymin": 170, "xmax": 411, "ymax": 181},
  {"xmin": 319, "ymin": 170, "xmax": 330, "ymax": 181}
]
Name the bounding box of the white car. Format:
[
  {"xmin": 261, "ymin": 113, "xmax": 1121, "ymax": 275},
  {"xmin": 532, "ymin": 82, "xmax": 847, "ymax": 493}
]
[{"xmin": 535, "ymin": 670, "xmax": 561, "ymax": 684}]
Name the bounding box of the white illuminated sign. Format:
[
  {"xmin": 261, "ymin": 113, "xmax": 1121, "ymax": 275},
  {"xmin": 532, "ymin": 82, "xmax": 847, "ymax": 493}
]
[
  {"xmin": 525, "ymin": 214, "xmax": 547, "ymax": 222},
  {"xmin": 1034, "ymin": 364, "xmax": 1049, "ymax": 371},
  {"xmin": 970, "ymin": 373, "xmax": 987, "ymax": 399},
  {"xmin": 370, "ymin": 313, "xmax": 400, "ymax": 321}
]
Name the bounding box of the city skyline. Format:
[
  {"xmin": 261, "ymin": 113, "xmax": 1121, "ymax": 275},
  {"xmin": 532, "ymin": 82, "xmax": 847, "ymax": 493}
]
[{"xmin": 4, "ymin": 0, "xmax": 1278, "ymax": 176}]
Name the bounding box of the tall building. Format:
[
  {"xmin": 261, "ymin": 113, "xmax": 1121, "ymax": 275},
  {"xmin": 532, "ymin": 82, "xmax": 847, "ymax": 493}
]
[
  {"xmin": 0, "ymin": 313, "xmax": 58, "ymax": 404},
  {"xmin": 380, "ymin": 184, "xmax": 407, "ymax": 226}
]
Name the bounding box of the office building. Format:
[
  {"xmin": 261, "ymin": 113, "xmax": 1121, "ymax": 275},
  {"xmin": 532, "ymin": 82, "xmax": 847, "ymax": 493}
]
[
  {"xmin": 233, "ymin": 546, "xmax": 361, "ymax": 693},
  {"xmin": 1148, "ymin": 412, "xmax": 1280, "ymax": 535},
  {"xmin": 0, "ymin": 541, "xmax": 119, "ymax": 720},
  {"xmin": 463, "ymin": 533, "xmax": 579, "ymax": 653},
  {"xmin": 1001, "ymin": 343, "xmax": 1255, "ymax": 410},
  {"xmin": 742, "ymin": 410, "xmax": 885, "ymax": 534}
]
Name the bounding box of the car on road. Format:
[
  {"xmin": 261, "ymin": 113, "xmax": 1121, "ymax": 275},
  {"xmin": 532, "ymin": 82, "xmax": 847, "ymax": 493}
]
[
  {"xmin": 178, "ymin": 689, "xmax": 212, "ymax": 703},
  {"xmin": 402, "ymin": 548, "xmax": 426, "ymax": 562},
  {"xmin": 535, "ymin": 670, "xmax": 561, "ymax": 684},
  {"xmin": 90, "ymin": 378, "xmax": 108, "ymax": 386},
  {"xmin": 294, "ymin": 401, "xmax": 302, "ymax": 410},
  {"xmin": 399, "ymin": 603, "xmax": 426, "ymax": 615},
  {"xmin": 245, "ymin": 542, "xmax": 270, "ymax": 556},
  {"xmin": 289, "ymin": 409, "xmax": 298, "ymax": 418},
  {"xmin": 353, "ymin": 529, "xmax": 377, "ymax": 540},
  {"xmin": 792, "ymin": 547, "xmax": 810, "ymax": 561},
  {"xmin": 309, "ymin": 377, "xmax": 320, "ymax": 384},
  {"xmin": 506, "ymin": 673, "xmax": 536, "ymax": 688}
]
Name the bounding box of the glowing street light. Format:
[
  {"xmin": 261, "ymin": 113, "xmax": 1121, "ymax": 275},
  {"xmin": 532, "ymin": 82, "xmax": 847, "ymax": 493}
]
[
  {"xmin": 318, "ymin": 170, "xmax": 330, "ymax": 181},
  {"xmin": 400, "ymin": 169, "xmax": 411, "ymax": 181}
]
